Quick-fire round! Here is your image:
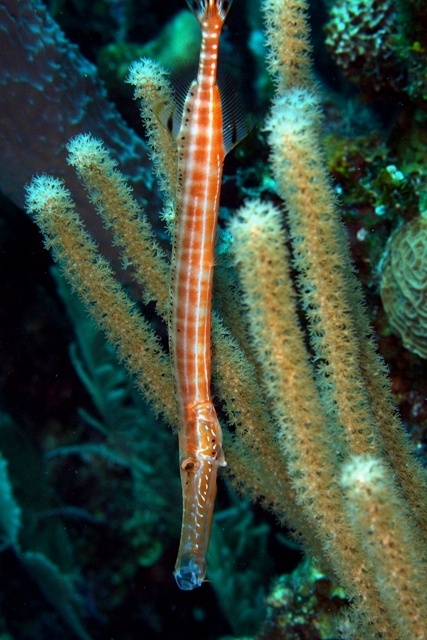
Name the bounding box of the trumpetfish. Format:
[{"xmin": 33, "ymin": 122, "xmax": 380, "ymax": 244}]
[{"xmin": 170, "ymin": 0, "xmax": 244, "ymax": 590}]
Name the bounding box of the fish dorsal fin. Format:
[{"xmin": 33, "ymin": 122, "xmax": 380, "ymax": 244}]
[
  {"xmin": 157, "ymin": 66, "xmax": 197, "ymax": 139},
  {"xmin": 161, "ymin": 2, "xmax": 247, "ymax": 153},
  {"xmin": 156, "ymin": 100, "xmax": 178, "ymax": 138},
  {"xmin": 158, "ymin": 65, "xmax": 251, "ymax": 154},
  {"xmin": 218, "ymin": 69, "xmax": 253, "ymax": 154}
]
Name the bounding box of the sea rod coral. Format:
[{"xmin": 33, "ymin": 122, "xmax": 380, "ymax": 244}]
[{"xmin": 24, "ymin": 0, "xmax": 427, "ymax": 638}]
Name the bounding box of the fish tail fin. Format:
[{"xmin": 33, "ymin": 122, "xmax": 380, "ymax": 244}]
[{"xmin": 185, "ymin": 0, "xmax": 233, "ymax": 23}]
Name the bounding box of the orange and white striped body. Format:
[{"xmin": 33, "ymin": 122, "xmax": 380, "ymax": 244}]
[{"xmin": 170, "ymin": 0, "xmax": 232, "ymax": 590}]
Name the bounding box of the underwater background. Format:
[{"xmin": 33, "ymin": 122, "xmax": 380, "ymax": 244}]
[{"xmin": 1, "ymin": 0, "xmax": 427, "ymax": 638}]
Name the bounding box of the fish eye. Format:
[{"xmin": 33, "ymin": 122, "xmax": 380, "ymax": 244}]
[{"xmin": 181, "ymin": 457, "xmax": 199, "ymax": 472}]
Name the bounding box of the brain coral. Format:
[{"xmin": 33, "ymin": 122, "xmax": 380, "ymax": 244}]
[{"xmin": 380, "ymin": 216, "xmax": 427, "ymax": 359}]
